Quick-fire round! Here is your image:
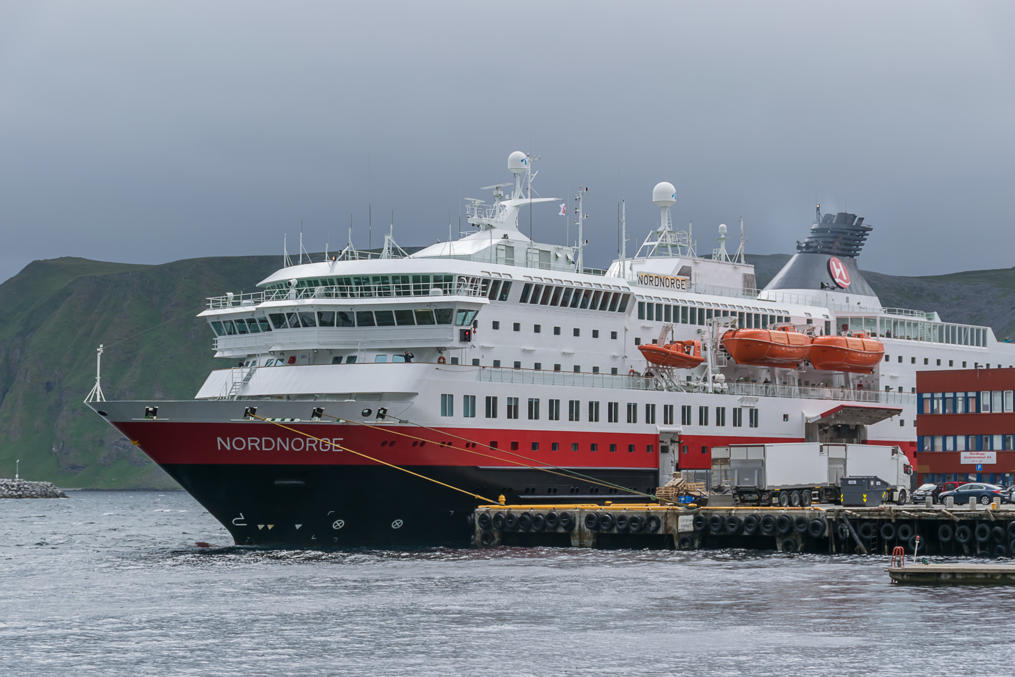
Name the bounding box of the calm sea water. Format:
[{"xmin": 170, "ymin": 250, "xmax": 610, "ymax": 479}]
[{"xmin": 2, "ymin": 491, "xmax": 1015, "ymax": 676}]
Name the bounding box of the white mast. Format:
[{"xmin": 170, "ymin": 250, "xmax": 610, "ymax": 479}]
[
  {"xmin": 85, "ymin": 344, "xmax": 106, "ymax": 403},
  {"xmin": 620, "ymin": 199, "xmax": 627, "ymax": 278},
  {"xmin": 575, "ymin": 187, "xmax": 587, "ymax": 272}
]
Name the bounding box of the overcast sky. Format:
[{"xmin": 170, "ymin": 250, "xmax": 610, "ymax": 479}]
[{"xmin": 1, "ymin": 1, "xmax": 1013, "ymax": 284}]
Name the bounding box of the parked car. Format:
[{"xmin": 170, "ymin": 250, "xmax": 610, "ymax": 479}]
[
  {"xmin": 937, "ymin": 483, "xmax": 1005, "ymax": 505},
  {"xmin": 939, "ymin": 481, "xmax": 965, "ymax": 494},
  {"xmin": 1004, "ymin": 486, "xmax": 1015, "ymax": 504},
  {"xmin": 911, "ymin": 483, "xmax": 940, "ymax": 503}
]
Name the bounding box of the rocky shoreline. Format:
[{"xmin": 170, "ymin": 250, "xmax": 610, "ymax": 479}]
[{"xmin": 0, "ymin": 479, "xmax": 67, "ymax": 498}]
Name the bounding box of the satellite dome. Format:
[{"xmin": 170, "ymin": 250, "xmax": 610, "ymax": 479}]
[
  {"xmin": 652, "ymin": 181, "xmax": 676, "ymax": 207},
  {"xmin": 508, "ymin": 150, "xmax": 528, "ymax": 174},
  {"xmin": 718, "ymin": 223, "xmax": 727, "ymax": 236}
]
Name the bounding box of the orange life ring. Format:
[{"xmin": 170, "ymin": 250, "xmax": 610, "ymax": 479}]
[
  {"xmin": 629, "ymin": 368, "xmax": 637, "ymax": 375},
  {"xmin": 437, "ymin": 355, "xmax": 446, "ymax": 364}
]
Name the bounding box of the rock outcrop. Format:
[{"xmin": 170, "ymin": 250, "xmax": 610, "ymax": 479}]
[{"xmin": 0, "ymin": 478, "xmax": 67, "ymax": 498}]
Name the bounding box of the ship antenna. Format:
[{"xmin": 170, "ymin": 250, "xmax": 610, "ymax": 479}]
[
  {"xmin": 85, "ymin": 344, "xmax": 105, "ymax": 403},
  {"xmin": 283, "ymin": 233, "xmax": 292, "ymax": 267},
  {"xmin": 620, "ymin": 199, "xmax": 628, "ymax": 277},
  {"xmin": 298, "ymin": 219, "xmax": 304, "ymax": 264},
  {"xmin": 368, "ymin": 203, "xmax": 373, "ymax": 251},
  {"xmin": 816, "ymin": 202, "xmax": 821, "ymax": 223}
]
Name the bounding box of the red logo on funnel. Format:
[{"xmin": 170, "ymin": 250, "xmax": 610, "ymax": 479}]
[{"xmin": 828, "ymin": 257, "xmax": 851, "ymax": 288}]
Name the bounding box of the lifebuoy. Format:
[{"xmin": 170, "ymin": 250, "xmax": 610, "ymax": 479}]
[
  {"xmin": 629, "ymin": 368, "xmax": 637, "ymax": 375},
  {"xmin": 437, "ymin": 355, "xmax": 446, "ymax": 364}
]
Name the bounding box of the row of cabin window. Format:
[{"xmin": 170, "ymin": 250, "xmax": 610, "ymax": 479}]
[
  {"xmin": 518, "ymin": 283, "xmax": 630, "ymax": 312},
  {"xmin": 267, "ymin": 273, "xmax": 459, "ymax": 295},
  {"xmin": 638, "ymin": 301, "xmax": 789, "ymax": 328},
  {"xmin": 212, "ymin": 308, "xmax": 477, "ymax": 336},
  {"xmin": 439, "ymin": 394, "xmax": 759, "ymax": 427},
  {"xmin": 491, "ymin": 321, "xmax": 617, "ymax": 340},
  {"xmin": 918, "ymin": 391, "xmax": 1015, "ymax": 415},
  {"xmin": 887, "ymin": 353, "xmax": 1013, "ymax": 370},
  {"xmin": 919, "ymin": 434, "xmax": 1015, "ymax": 452}
]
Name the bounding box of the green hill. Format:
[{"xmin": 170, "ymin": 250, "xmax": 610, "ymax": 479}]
[{"xmin": 2, "ymin": 252, "xmax": 1015, "ymax": 488}]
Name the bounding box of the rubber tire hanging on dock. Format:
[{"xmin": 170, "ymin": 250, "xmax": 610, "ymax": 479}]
[
  {"xmin": 743, "ymin": 514, "xmax": 759, "ymax": 535},
  {"xmin": 693, "ymin": 514, "xmax": 707, "ymax": 532},
  {"xmin": 880, "ymin": 522, "xmax": 896, "ymax": 541},
  {"xmin": 531, "ymin": 513, "xmax": 546, "ymax": 532},
  {"xmin": 645, "ymin": 515, "xmax": 661, "ymax": 533},
  {"xmin": 544, "ymin": 512, "xmax": 559, "ymax": 530},
  {"xmin": 615, "ymin": 515, "xmax": 630, "ymax": 533},
  {"xmin": 504, "ymin": 513, "xmax": 519, "ymax": 531},
  {"xmin": 896, "ymin": 523, "xmax": 914, "ymax": 541},
  {"xmin": 477, "ymin": 513, "xmax": 492, "ymax": 530},
  {"xmin": 726, "ymin": 516, "xmax": 743, "ymax": 535},
  {"xmin": 628, "ymin": 515, "xmax": 644, "ymax": 533},
  {"xmin": 709, "ymin": 514, "xmax": 725, "ymax": 534},
  {"xmin": 493, "ymin": 513, "xmax": 506, "ymax": 530},
  {"xmin": 518, "ymin": 512, "xmax": 533, "ymax": 532},
  {"xmin": 598, "ymin": 513, "xmax": 615, "ymax": 532},
  {"xmin": 938, "ymin": 523, "xmax": 954, "ymax": 543},
  {"xmin": 793, "ymin": 516, "xmax": 809, "ymax": 534},
  {"xmin": 479, "ymin": 529, "xmax": 496, "ymax": 546},
  {"xmin": 776, "ymin": 515, "xmax": 792, "ymax": 535},
  {"xmin": 858, "ymin": 522, "xmax": 876, "ymax": 541},
  {"xmin": 807, "ymin": 519, "xmax": 826, "ymax": 538},
  {"xmin": 760, "ymin": 515, "xmax": 776, "ymax": 536},
  {"xmin": 781, "ymin": 537, "xmax": 799, "ymax": 553},
  {"xmin": 955, "ymin": 524, "xmax": 972, "ymax": 544},
  {"xmin": 559, "ymin": 512, "xmax": 575, "ymax": 532},
  {"xmin": 974, "ymin": 523, "xmax": 991, "ymax": 543},
  {"xmin": 584, "ymin": 513, "xmax": 599, "ymax": 531}
]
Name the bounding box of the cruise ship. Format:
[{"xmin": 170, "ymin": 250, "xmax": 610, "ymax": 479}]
[{"xmin": 86, "ymin": 152, "xmax": 1015, "ymax": 546}]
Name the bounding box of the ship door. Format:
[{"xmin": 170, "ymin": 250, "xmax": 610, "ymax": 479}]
[{"xmin": 658, "ymin": 431, "xmax": 680, "ymax": 485}]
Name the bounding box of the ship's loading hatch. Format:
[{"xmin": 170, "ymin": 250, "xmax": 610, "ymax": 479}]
[{"xmin": 804, "ymin": 404, "xmax": 902, "ymax": 444}]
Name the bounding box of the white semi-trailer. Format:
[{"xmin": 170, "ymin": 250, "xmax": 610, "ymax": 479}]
[{"xmin": 710, "ymin": 443, "xmax": 913, "ymax": 506}]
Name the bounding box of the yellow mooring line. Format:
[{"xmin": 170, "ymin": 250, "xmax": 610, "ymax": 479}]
[
  {"xmin": 330, "ymin": 414, "xmax": 658, "ymax": 501},
  {"xmin": 248, "ymin": 414, "xmax": 498, "ymax": 504}
]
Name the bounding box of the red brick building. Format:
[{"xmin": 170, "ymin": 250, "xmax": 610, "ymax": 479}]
[{"xmin": 916, "ymin": 368, "xmax": 1015, "ymax": 486}]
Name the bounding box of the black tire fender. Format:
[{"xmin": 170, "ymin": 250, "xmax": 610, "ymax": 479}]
[
  {"xmin": 709, "ymin": 514, "xmax": 725, "ymax": 534},
  {"xmin": 776, "ymin": 514, "xmax": 793, "ymax": 535},
  {"xmin": 598, "ymin": 512, "xmax": 615, "ymax": 532},
  {"xmin": 645, "ymin": 515, "xmax": 662, "ymax": 533},
  {"xmin": 955, "ymin": 524, "xmax": 973, "ymax": 544},
  {"xmin": 760, "ymin": 514, "xmax": 777, "ymax": 536},
  {"xmin": 531, "ymin": 513, "xmax": 546, "ymax": 532},
  {"xmin": 896, "ymin": 523, "xmax": 914, "ymax": 541},
  {"xmin": 504, "ymin": 513, "xmax": 519, "ymax": 532},
  {"xmin": 780, "ymin": 537, "xmax": 799, "ymax": 553},
  {"xmin": 726, "ymin": 515, "xmax": 743, "ymax": 535},
  {"xmin": 974, "ymin": 522, "xmax": 991, "ymax": 543},
  {"xmin": 544, "ymin": 512, "xmax": 559, "ymax": 530},
  {"xmin": 477, "ymin": 512, "xmax": 492, "ymax": 530},
  {"xmin": 517, "ymin": 512, "xmax": 533, "ymax": 532},
  {"xmin": 559, "ymin": 512, "xmax": 575, "ymax": 532},
  {"xmin": 793, "ymin": 516, "xmax": 809, "ymax": 534},
  {"xmin": 615, "ymin": 514, "xmax": 630, "ymax": 533},
  {"xmin": 584, "ymin": 513, "xmax": 600, "ymax": 531},
  {"xmin": 807, "ymin": 519, "xmax": 826, "ymax": 539},
  {"xmin": 880, "ymin": 522, "xmax": 897, "ymax": 541},
  {"xmin": 858, "ymin": 522, "xmax": 877, "ymax": 541},
  {"xmin": 743, "ymin": 514, "xmax": 759, "ymax": 535},
  {"xmin": 628, "ymin": 515, "xmax": 644, "ymax": 533},
  {"xmin": 938, "ymin": 523, "xmax": 954, "ymax": 543},
  {"xmin": 693, "ymin": 514, "xmax": 707, "ymax": 532},
  {"xmin": 479, "ymin": 529, "xmax": 496, "ymax": 546}
]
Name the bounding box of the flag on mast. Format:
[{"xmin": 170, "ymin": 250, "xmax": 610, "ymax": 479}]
[{"xmin": 559, "ymin": 202, "xmax": 567, "ymax": 216}]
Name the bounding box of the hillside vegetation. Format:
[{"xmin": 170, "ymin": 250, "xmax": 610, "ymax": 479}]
[{"xmin": 2, "ymin": 252, "xmax": 1015, "ymax": 488}]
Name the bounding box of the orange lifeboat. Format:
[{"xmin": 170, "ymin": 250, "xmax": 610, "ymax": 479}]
[
  {"xmin": 638, "ymin": 340, "xmax": 705, "ymax": 369},
  {"xmin": 808, "ymin": 333, "xmax": 884, "ymax": 373},
  {"xmin": 721, "ymin": 327, "xmax": 812, "ymax": 368}
]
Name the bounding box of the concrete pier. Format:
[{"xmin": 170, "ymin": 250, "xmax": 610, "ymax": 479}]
[{"xmin": 475, "ymin": 502, "xmax": 1015, "ymax": 556}]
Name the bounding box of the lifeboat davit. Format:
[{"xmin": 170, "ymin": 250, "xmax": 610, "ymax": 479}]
[
  {"xmin": 639, "ymin": 340, "xmax": 705, "ymax": 369},
  {"xmin": 721, "ymin": 327, "xmax": 812, "ymax": 368},
  {"xmin": 808, "ymin": 333, "xmax": 884, "ymax": 373}
]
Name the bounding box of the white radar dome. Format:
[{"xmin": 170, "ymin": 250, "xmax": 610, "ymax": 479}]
[
  {"xmin": 652, "ymin": 181, "xmax": 677, "ymax": 207},
  {"xmin": 718, "ymin": 223, "xmax": 727, "ymax": 236},
  {"xmin": 508, "ymin": 150, "xmax": 528, "ymax": 174}
]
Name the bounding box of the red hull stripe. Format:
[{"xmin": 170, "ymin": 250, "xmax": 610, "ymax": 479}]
[{"xmin": 112, "ymin": 421, "xmax": 661, "ymax": 468}]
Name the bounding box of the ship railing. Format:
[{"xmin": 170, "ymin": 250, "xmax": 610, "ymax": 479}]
[
  {"xmin": 882, "ymin": 307, "xmax": 936, "ymax": 320},
  {"xmin": 723, "ymin": 381, "xmax": 915, "ymax": 405},
  {"xmin": 208, "ymin": 282, "xmax": 486, "ymax": 308},
  {"xmin": 688, "ymin": 283, "xmax": 760, "ymax": 299},
  {"xmin": 478, "ymin": 368, "xmax": 656, "ymax": 391},
  {"xmin": 477, "ymin": 366, "xmax": 914, "ymax": 405}
]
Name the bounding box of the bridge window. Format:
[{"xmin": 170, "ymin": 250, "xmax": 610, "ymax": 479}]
[
  {"xmin": 435, "ymin": 309, "xmax": 453, "ymax": 324},
  {"xmin": 394, "ymin": 310, "xmax": 415, "ymax": 325},
  {"xmin": 337, "ymin": 312, "xmax": 354, "ymax": 327},
  {"xmin": 374, "ymin": 310, "xmax": 396, "ymax": 326},
  {"xmin": 414, "ymin": 309, "xmax": 436, "ymax": 325},
  {"xmin": 356, "ymin": 311, "xmax": 375, "ymax": 327}
]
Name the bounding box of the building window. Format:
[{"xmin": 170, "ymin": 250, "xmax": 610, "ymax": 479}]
[
  {"xmin": 592, "ymin": 329, "xmax": 599, "ymax": 338},
  {"xmin": 645, "ymin": 403, "xmax": 656, "ymax": 424},
  {"xmin": 554, "ymin": 326, "xmax": 561, "ymax": 335},
  {"xmin": 513, "ymin": 322, "xmax": 520, "ymax": 331},
  {"xmin": 440, "ymin": 394, "xmax": 453, "ymax": 417},
  {"xmin": 749, "ymin": 408, "xmax": 759, "ymax": 427},
  {"xmin": 663, "ymin": 404, "xmax": 674, "ymax": 426},
  {"xmin": 510, "ymin": 441, "xmax": 519, "ymax": 450},
  {"xmin": 492, "ymin": 321, "xmax": 500, "ymax": 330},
  {"xmin": 627, "ymin": 402, "xmax": 638, "ymax": 423},
  {"xmin": 681, "ymin": 405, "xmax": 692, "ymax": 425},
  {"xmin": 588, "ymin": 401, "xmax": 600, "ymax": 422},
  {"xmin": 531, "ymin": 441, "xmax": 539, "ymax": 451},
  {"xmin": 493, "ymin": 360, "xmax": 501, "ymax": 368},
  {"xmin": 506, "ymin": 397, "xmax": 519, "ymax": 419},
  {"xmin": 568, "ymin": 399, "xmax": 581, "ymax": 422},
  {"xmin": 463, "ymin": 395, "xmax": 476, "ymax": 418},
  {"xmin": 698, "ymin": 406, "xmax": 709, "ymax": 426},
  {"xmin": 610, "ymin": 443, "xmax": 617, "ymax": 452},
  {"xmin": 611, "ymin": 331, "xmax": 618, "ymax": 339},
  {"xmin": 534, "ymin": 324, "xmax": 541, "ymax": 333},
  {"xmin": 573, "ymin": 328, "xmax": 580, "ymax": 337},
  {"xmin": 715, "ymin": 407, "xmax": 726, "ymax": 426},
  {"xmin": 554, "ymin": 363, "xmax": 561, "ymax": 371},
  {"xmin": 611, "ymin": 367, "xmax": 618, "ymax": 375},
  {"xmin": 590, "ymin": 443, "xmax": 598, "ymax": 452},
  {"xmin": 628, "ymin": 444, "xmax": 635, "ymax": 453},
  {"xmin": 548, "ymin": 399, "xmax": 561, "ymax": 420},
  {"xmin": 592, "ymin": 366, "xmax": 600, "ymax": 373},
  {"xmin": 527, "ymin": 398, "xmax": 540, "ymax": 420},
  {"xmin": 732, "ymin": 407, "xmax": 743, "ymax": 427},
  {"xmin": 513, "ymin": 360, "xmax": 521, "ymax": 369},
  {"xmin": 551, "ymin": 442, "xmax": 559, "ymax": 451},
  {"xmin": 571, "ymin": 442, "xmax": 579, "ymax": 452},
  {"xmin": 608, "ymin": 401, "xmax": 619, "ymax": 423},
  {"xmin": 472, "ymin": 358, "xmax": 480, "ymax": 366},
  {"xmin": 485, "ymin": 396, "xmax": 498, "ymax": 418}
]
